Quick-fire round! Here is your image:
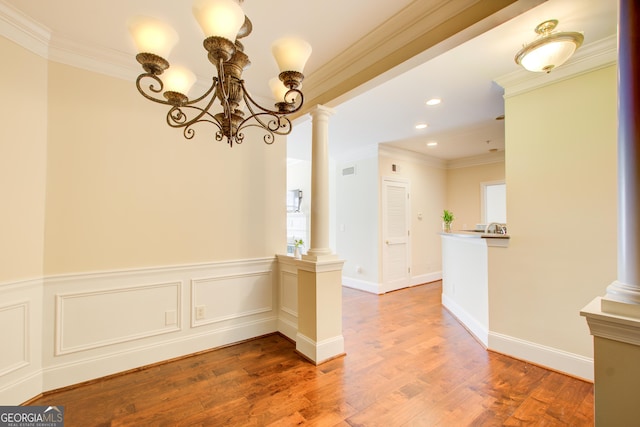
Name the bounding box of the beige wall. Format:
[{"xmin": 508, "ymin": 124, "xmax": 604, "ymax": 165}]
[
  {"xmin": 490, "ymin": 65, "xmax": 618, "ymax": 357},
  {"xmin": 446, "ymin": 161, "xmax": 505, "ymax": 230},
  {"xmin": 0, "ymin": 38, "xmax": 48, "ymax": 283},
  {"xmin": 379, "ymin": 151, "xmax": 446, "ymax": 279},
  {"xmin": 44, "ymin": 62, "xmax": 286, "ymax": 275}
]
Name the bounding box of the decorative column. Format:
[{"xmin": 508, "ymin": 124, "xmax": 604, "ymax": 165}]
[
  {"xmin": 305, "ymin": 105, "xmax": 335, "ymax": 260},
  {"xmin": 581, "ymin": 1, "xmax": 640, "ymax": 424},
  {"xmin": 295, "ymin": 104, "xmax": 345, "ymax": 364}
]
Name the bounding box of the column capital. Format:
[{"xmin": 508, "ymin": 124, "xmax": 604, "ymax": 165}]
[{"xmin": 309, "ymin": 104, "xmax": 336, "ymax": 118}]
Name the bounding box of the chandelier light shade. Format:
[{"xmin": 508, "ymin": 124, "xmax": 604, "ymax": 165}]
[
  {"xmin": 130, "ymin": 0, "xmax": 311, "ymax": 146},
  {"xmin": 128, "ymin": 16, "xmax": 179, "ymax": 60},
  {"xmin": 515, "ymin": 19, "xmax": 584, "ymax": 73}
]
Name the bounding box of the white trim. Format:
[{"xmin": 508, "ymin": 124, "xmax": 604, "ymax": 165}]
[
  {"xmin": 488, "ymin": 331, "xmax": 593, "ymax": 382},
  {"xmin": 379, "ymin": 145, "xmax": 446, "ymax": 169},
  {"xmin": 43, "ymin": 316, "xmax": 278, "ymax": 391},
  {"xmin": 0, "ymin": 369, "xmax": 42, "ymax": 406},
  {"xmin": 582, "ymin": 297, "xmax": 640, "ymax": 347},
  {"xmin": 342, "ymin": 276, "xmax": 382, "ymax": 294},
  {"xmin": 446, "ymin": 151, "xmax": 505, "ymax": 169},
  {"xmin": 442, "ymin": 294, "xmax": 488, "ymax": 347},
  {"xmin": 190, "ymin": 270, "xmax": 273, "ymax": 327},
  {"xmin": 0, "ymin": 301, "xmax": 30, "ymax": 376},
  {"xmin": 411, "ymin": 272, "xmax": 442, "ymax": 287},
  {"xmin": 277, "ymin": 317, "xmax": 297, "ymax": 342},
  {"xmin": 44, "ymin": 257, "xmax": 276, "ymax": 284},
  {"xmin": 55, "ymin": 282, "xmax": 182, "ymax": 355},
  {"xmin": 295, "ymin": 332, "xmax": 345, "ymax": 364},
  {"xmin": 0, "ymin": 0, "xmax": 50, "ymax": 58},
  {"xmin": 343, "ymin": 272, "xmax": 441, "ymax": 295}
]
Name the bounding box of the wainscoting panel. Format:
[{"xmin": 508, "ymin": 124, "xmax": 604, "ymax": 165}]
[
  {"xmin": 280, "ymin": 271, "xmax": 298, "ymax": 317},
  {"xmin": 0, "ymin": 302, "xmax": 29, "ymax": 376},
  {"xmin": 276, "ymin": 255, "xmax": 299, "ymax": 341},
  {"xmin": 40, "ymin": 257, "xmax": 279, "ymax": 394},
  {"xmin": 0, "ymin": 278, "xmax": 43, "ymax": 405},
  {"xmin": 191, "ymin": 271, "xmax": 273, "ymax": 327},
  {"xmin": 55, "ymin": 282, "xmax": 181, "ymax": 355}
]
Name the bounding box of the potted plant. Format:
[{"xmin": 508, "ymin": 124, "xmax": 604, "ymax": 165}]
[
  {"xmin": 442, "ymin": 210, "xmax": 454, "ymax": 232},
  {"xmin": 293, "ymin": 238, "xmax": 304, "ymax": 259}
]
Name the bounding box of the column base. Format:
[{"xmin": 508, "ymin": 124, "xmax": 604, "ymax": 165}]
[
  {"xmin": 303, "ymin": 248, "xmax": 335, "ymax": 261},
  {"xmin": 295, "ymin": 332, "xmax": 345, "ymax": 365},
  {"xmin": 582, "ymin": 296, "xmax": 640, "ymax": 426},
  {"xmin": 605, "ymin": 280, "xmax": 640, "ymax": 305}
]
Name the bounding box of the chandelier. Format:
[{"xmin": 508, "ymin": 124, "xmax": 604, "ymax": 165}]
[
  {"xmin": 515, "ymin": 19, "xmax": 584, "ymax": 73},
  {"xmin": 128, "ymin": 0, "xmax": 312, "ymax": 147}
]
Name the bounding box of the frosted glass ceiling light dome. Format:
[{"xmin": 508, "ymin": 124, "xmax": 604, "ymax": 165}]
[
  {"xmin": 515, "ymin": 20, "xmax": 584, "ymax": 73},
  {"xmin": 130, "ymin": 0, "xmax": 311, "ymax": 147}
]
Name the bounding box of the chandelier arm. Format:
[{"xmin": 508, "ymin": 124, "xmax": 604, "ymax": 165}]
[
  {"xmin": 136, "ymin": 73, "xmax": 172, "ymax": 105},
  {"xmin": 180, "ymin": 77, "xmax": 219, "ymax": 106},
  {"xmin": 238, "ymin": 123, "xmax": 277, "ymax": 145},
  {"xmin": 240, "ymin": 81, "xmax": 304, "ymax": 116},
  {"xmin": 164, "ymin": 92, "xmax": 221, "ymax": 132}
]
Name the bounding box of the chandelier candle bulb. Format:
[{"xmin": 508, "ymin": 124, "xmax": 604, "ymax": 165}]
[
  {"xmin": 162, "ymin": 66, "xmax": 197, "ymax": 99},
  {"xmin": 269, "ymin": 77, "xmax": 288, "ymax": 101},
  {"xmin": 192, "ymin": 0, "xmax": 245, "ymax": 42},
  {"xmin": 272, "ymin": 37, "xmax": 312, "ymax": 88},
  {"xmin": 128, "ymin": 16, "xmax": 179, "ymax": 59}
]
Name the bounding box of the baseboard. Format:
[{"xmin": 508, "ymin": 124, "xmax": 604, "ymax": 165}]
[
  {"xmin": 277, "ymin": 317, "xmax": 297, "ymax": 342},
  {"xmin": 295, "ymin": 333, "xmax": 345, "ymax": 364},
  {"xmin": 43, "ymin": 317, "xmax": 277, "ymax": 391},
  {"xmin": 411, "ymin": 271, "xmax": 442, "ymax": 287},
  {"xmin": 0, "ymin": 370, "xmax": 42, "ymax": 406},
  {"xmin": 342, "ymin": 271, "xmax": 442, "ymax": 295},
  {"xmin": 342, "ymin": 276, "xmax": 382, "ymax": 294},
  {"xmin": 488, "ymin": 331, "xmax": 594, "ymax": 382},
  {"xmin": 441, "ymin": 294, "xmax": 488, "ymax": 347}
]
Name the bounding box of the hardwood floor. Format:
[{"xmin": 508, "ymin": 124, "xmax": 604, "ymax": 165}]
[{"xmin": 29, "ymin": 281, "xmax": 594, "ymax": 426}]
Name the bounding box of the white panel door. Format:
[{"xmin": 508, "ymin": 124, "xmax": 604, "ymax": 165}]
[{"xmin": 382, "ymin": 178, "xmax": 411, "ymax": 290}]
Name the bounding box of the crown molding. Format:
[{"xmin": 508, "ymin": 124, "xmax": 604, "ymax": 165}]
[
  {"xmin": 379, "ymin": 145, "xmax": 447, "ymax": 169},
  {"xmin": 495, "ymin": 35, "xmax": 618, "ymax": 98},
  {"xmin": 0, "ymin": 0, "xmax": 50, "ymax": 58},
  {"xmin": 295, "ymin": 0, "xmax": 535, "ymax": 117},
  {"xmin": 446, "ymin": 150, "xmax": 505, "ymax": 169}
]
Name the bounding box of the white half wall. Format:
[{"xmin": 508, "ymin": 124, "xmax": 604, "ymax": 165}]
[{"xmin": 0, "ymin": 258, "xmax": 280, "ymax": 404}]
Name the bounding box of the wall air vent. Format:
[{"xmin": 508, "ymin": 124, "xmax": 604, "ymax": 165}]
[{"xmin": 342, "ymin": 166, "xmax": 356, "ymax": 176}]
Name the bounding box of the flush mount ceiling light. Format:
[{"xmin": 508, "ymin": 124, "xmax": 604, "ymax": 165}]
[
  {"xmin": 415, "ymin": 123, "xmax": 428, "ymax": 130},
  {"xmin": 515, "ymin": 19, "xmax": 584, "ymax": 73},
  {"xmin": 426, "ymin": 98, "xmax": 441, "ymax": 106},
  {"xmin": 129, "ymin": 0, "xmax": 311, "ymax": 147}
]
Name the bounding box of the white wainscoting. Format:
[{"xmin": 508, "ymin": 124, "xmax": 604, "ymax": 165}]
[
  {"xmin": 0, "ymin": 258, "xmax": 281, "ymax": 404},
  {"xmin": 0, "ymin": 302, "xmax": 29, "ymax": 376},
  {"xmin": 276, "ymin": 255, "xmax": 299, "ymax": 341},
  {"xmin": 0, "ymin": 278, "xmax": 43, "ymax": 405}
]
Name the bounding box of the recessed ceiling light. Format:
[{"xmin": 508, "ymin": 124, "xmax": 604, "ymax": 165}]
[
  {"xmin": 427, "ymin": 141, "xmax": 438, "ymax": 147},
  {"xmin": 426, "ymin": 98, "xmax": 441, "ymax": 106},
  {"xmin": 415, "ymin": 123, "xmax": 428, "ymax": 130}
]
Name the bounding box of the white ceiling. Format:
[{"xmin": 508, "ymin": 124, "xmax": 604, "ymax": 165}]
[
  {"xmin": 2, "ymin": 0, "xmax": 617, "ymax": 162},
  {"xmin": 287, "ymin": 0, "xmax": 618, "ymax": 162}
]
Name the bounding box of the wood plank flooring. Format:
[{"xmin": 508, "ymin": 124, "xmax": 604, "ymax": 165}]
[{"xmin": 29, "ymin": 281, "xmax": 594, "ymax": 426}]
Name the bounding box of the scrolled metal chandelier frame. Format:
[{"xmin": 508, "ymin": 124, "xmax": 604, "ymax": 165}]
[{"xmin": 130, "ymin": 0, "xmax": 311, "ymax": 147}]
